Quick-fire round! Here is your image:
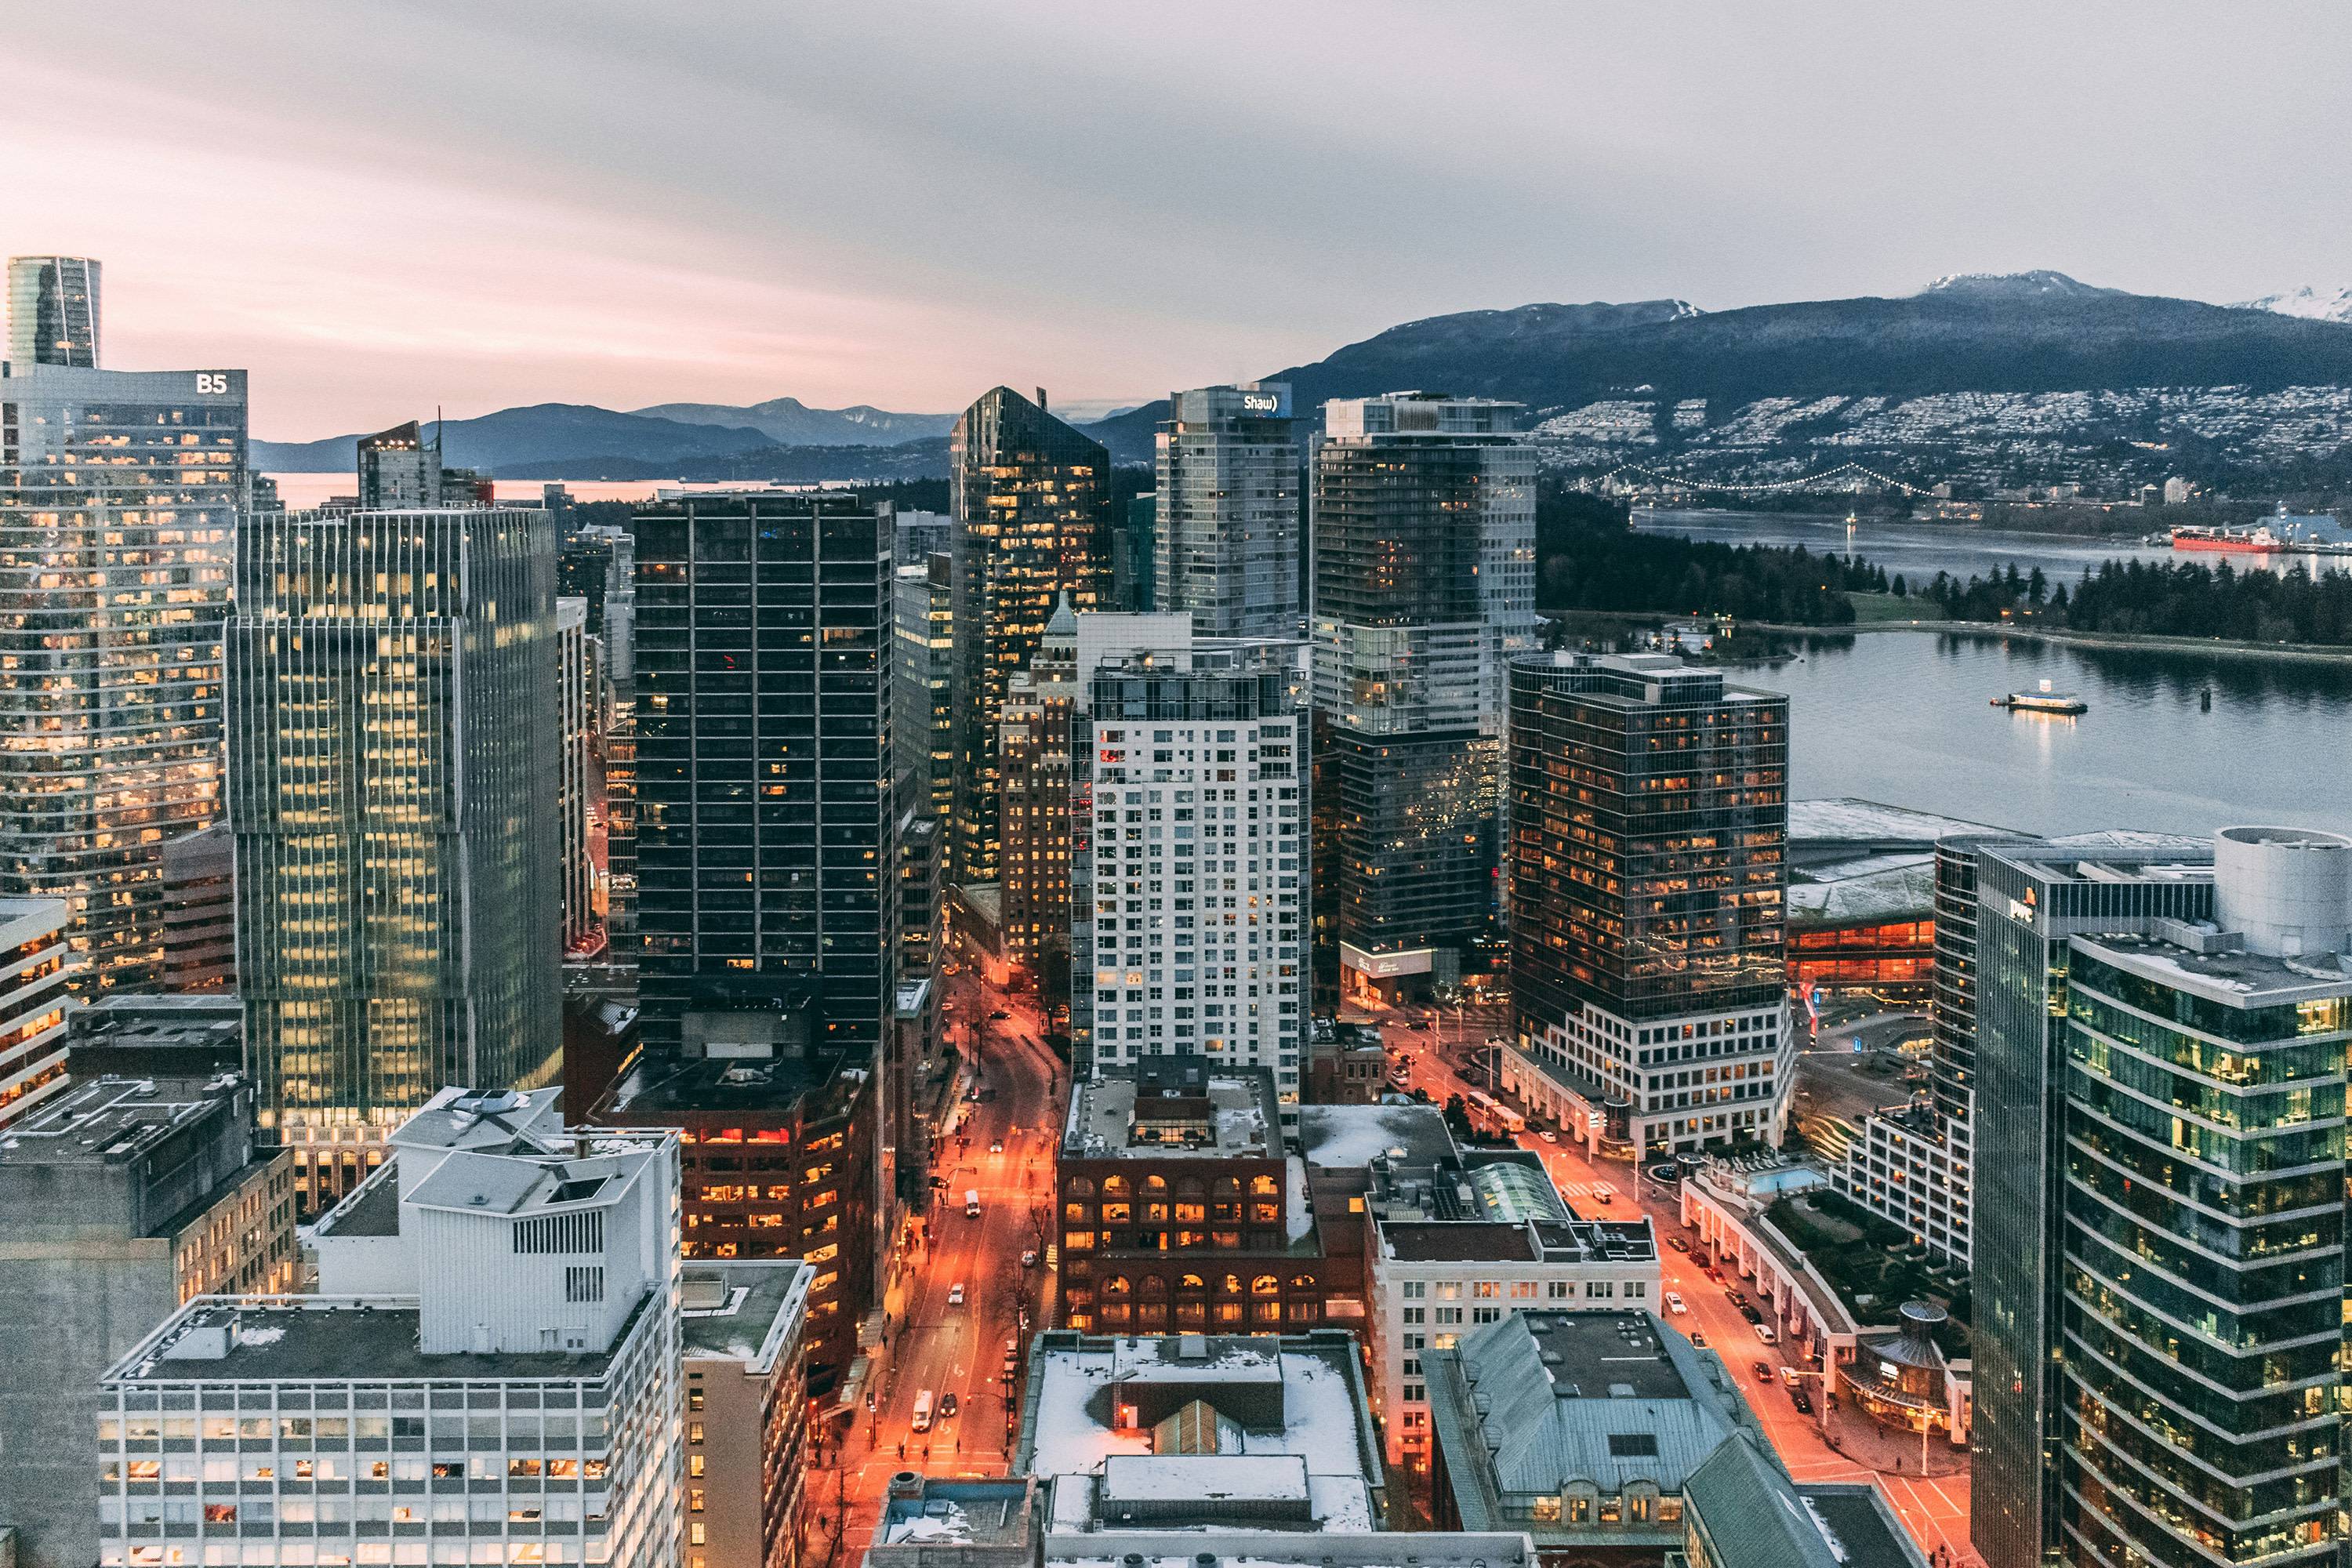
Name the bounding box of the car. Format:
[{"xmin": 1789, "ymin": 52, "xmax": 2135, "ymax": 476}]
[
  {"xmin": 1752, "ymin": 1361, "xmax": 1774, "ymax": 1384},
  {"xmin": 1668, "ymin": 1236, "xmax": 1690, "ymax": 1254},
  {"xmin": 947, "ymin": 1283, "xmax": 965, "ymax": 1305},
  {"xmin": 1664, "ymin": 1292, "xmax": 1687, "ymax": 1314},
  {"xmin": 1408, "ymin": 1021, "xmax": 1429, "ymax": 1031},
  {"xmin": 1704, "ymin": 1267, "xmax": 1722, "ymax": 1283},
  {"xmin": 989, "ymin": 1010, "xmax": 1010, "ymax": 1020},
  {"xmin": 1780, "ymin": 1366, "xmax": 1802, "ymax": 1386},
  {"xmin": 1755, "ymin": 1323, "xmax": 1778, "ymax": 1345},
  {"xmin": 1539, "ymin": 1129, "xmax": 1559, "ymax": 1143},
  {"xmin": 1789, "ymin": 1389, "xmax": 1814, "ymax": 1415},
  {"xmin": 1688, "ymin": 1332, "xmax": 1707, "ymax": 1348},
  {"xmin": 1740, "ymin": 1306, "xmax": 1764, "ymax": 1325},
  {"xmin": 938, "ymin": 1392, "xmax": 958, "ymax": 1417},
  {"xmin": 1726, "ymin": 1290, "xmax": 1748, "ymax": 1308},
  {"xmin": 989, "ymin": 1138, "xmax": 1004, "ymax": 1152},
  {"xmin": 1591, "ymin": 1184, "xmax": 1614, "ymax": 1204},
  {"xmin": 1020, "ymin": 1250, "xmax": 1039, "ymax": 1268}
]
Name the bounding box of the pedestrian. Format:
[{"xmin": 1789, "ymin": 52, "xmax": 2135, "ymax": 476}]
[{"xmin": 898, "ymin": 1441, "xmax": 906, "ymax": 1460}]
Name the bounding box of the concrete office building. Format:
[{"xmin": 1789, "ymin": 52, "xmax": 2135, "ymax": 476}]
[
  {"xmin": 1066, "ymin": 638, "xmax": 1308, "ymax": 1087},
  {"xmin": 1156, "ymin": 384, "xmax": 1300, "ymax": 639},
  {"xmin": 112, "ymin": 1087, "xmax": 682, "ymax": 1568},
  {"xmin": 158, "ymin": 825, "xmax": 236, "ymax": 993},
  {"xmin": 0, "ymin": 897, "xmax": 77, "ymax": 1125},
  {"xmin": 1312, "ymin": 394, "xmax": 1537, "ymax": 1003},
  {"xmin": 6, "ymin": 256, "xmax": 100, "ymax": 368},
  {"xmin": 1501, "ymin": 653, "xmax": 1792, "ymax": 1160},
  {"xmin": 0, "ymin": 1071, "xmax": 294, "ymax": 1568},
  {"xmin": 0, "ymin": 270, "xmax": 246, "ymax": 992},
  {"xmin": 947, "ymin": 387, "xmax": 1110, "ymax": 884},
  {"xmin": 633, "ymin": 494, "xmax": 897, "ymax": 1074},
  {"xmin": 225, "ymin": 506, "xmax": 561, "ymax": 1214},
  {"xmin": 680, "ymin": 1261, "xmax": 817, "ymax": 1568}
]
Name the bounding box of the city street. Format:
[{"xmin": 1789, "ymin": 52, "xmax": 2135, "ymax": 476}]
[
  {"xmin": 819, "ymin": 964, "xmax": 1067, "ymax": 1559},
  {"xmin": 1379, "ymin": 1020, "xmax": 1976, "ymax": 1565}
]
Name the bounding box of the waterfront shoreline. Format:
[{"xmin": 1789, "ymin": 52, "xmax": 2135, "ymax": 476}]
[{"xmin": 1737, "ymin": 618, "xmax": 2352, "ymax": 666}]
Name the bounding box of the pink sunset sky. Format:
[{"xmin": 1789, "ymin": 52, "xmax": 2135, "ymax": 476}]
[{"xmin": 10, "ymin": 2, "xmax": 2349, "ymax": 440}]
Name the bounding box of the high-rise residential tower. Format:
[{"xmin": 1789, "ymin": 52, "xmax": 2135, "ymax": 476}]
[
  {"xmin": 1067, "ymin": 633, "xmax": 1309, "ymax": 1091},
  {"xmin": 998, "ymin": 597, "xmax": 1079, "ymax": 978},
  {"xmin": 891, "ymin": 552, "xmax": 953, "ymax": 819},
  {"xmin": 632, "ymin": 493, "xmax": 896, "ymax": 1066},
  {"xmin": 225, "ymin": 506, "xmax": 561, "ymax": 1212},
  {"xmin": 558, "ymin": 596, "xmax": 598, "ymax": 953},
  {"xmin": 1311, "ymin": 394, "xmax": 1537, "ymax": 1002},
  {"xmin": 1155, "ymin": 383, "xmax": 1299, "ymax": 639},
  {"xmin": 5, "ymin": 256, "xmax": 100, "ymax": 368},
  {"xmin": 1501, "ymin": 652, "xmax": 1792, "ymax": 1159},
  {"xmin": 947, "ymin": 387, "xmax": 1110, "ymax": 884},
  {"xmin": 0, "ymin": 292, "xmax": 245, "ymax": 992}
]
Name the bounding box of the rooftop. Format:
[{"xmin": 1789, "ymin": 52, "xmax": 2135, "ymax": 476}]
[
  {"xmin": 879, "ymin": 1479, "xmax": 1036, "ymax": 1548},
  {"xmin": 1685, "ymin": 1432, "xmax": 1926, "ymax": 1568},
  {"xmin": 680, "ymin": 1260, "xmax": 814, "ymax": 1370},
  {"xmin": 2072, "ymin": 931, "xmax": 2352, "ymax": 1008},
  {"xmin": 68, "ymin": 993, "xmax": 243, "ymax": 1065},
  {"xmin": 0, "ymin": 1073, "xmax": 248, "ymax": 1170},
  {"xmin": 600, "ymin": 1048, "xmax": 852, "ymax": 1117},
  {"xmin": 1040, "ymin": 1533, "xmax": 1537, "ymax": 1568},
  {"xmin": 1065, "ymin": 1060, "xmax": 1280, "ymax": 1160},
  {"xmin": 1017, "ymin": 1331, "xmax": 1381, "ymax": 1533},
  {"xmin": 100, "ymin": 1293, "xmax": 651, "ymax": 1388},
  {"xmin": 1787, "ymin": 798, "xmax": 2016, "ymax": 850},
  {"xmin": 1298, "ymin": 1103, "xmax": 1455, "ymax": 1171}
]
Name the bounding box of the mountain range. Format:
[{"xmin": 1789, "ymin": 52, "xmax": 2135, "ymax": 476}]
[{"xmin": 256, "ymin": 274, "xmax": 2352, "ymax": 488}]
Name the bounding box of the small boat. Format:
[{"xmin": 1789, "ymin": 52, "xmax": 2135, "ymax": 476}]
[{"xmin": 1993, "ymin": 680, "xmax": 2087, "ymax": 715}]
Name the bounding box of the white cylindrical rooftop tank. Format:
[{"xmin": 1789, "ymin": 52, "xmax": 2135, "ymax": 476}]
[{"xmin": 2213, "ymin": 826, "xmax": 2352, "ymax": 957}]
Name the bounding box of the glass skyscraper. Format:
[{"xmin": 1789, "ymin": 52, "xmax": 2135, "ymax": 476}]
[
  {"xmin": 1503, "ymin": 651, "xmax": 1791, "ymax": 1157},
  {"xmin": 5, "ymin": 256, "xmax": 100, "ymax": 369},
  {"xmin": 226, "ymin": 506, "xmax": 561, "ymax": 1211},
  {"xmin": 632, "ymin": 494, "xmax": 896, "ymax": 1064},
  {"xmin": 1154, "ymin": 383, "xmax": 1299, "ymax": 638},
  {"xmin": 1310, "ymin": 394, "xmax": 1537, "ymax": 1002},
  {"xmin": 1, "ymin": 361, "xmax": 245, "ymax": 992},
  {"xmin": 947, "ymin": 387, "xmax": 1109, "ymax": 884}
]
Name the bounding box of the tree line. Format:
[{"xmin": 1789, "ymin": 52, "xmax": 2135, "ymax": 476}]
[
  {"xmin": 1913, "ymin": 557, "xmax": 2352, "ymax": 645},
  {"xmin": 1537, "ymin": 488, "xmax": 1883, "ymax": 626}
]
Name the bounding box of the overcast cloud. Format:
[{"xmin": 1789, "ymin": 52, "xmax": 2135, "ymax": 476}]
[{"xmin": 9, "ymin": 2, "xmax": 2347, "ymax": 437}]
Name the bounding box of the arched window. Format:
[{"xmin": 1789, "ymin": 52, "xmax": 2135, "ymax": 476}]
[
  {"xmin": 1179, "ymin": 1274, "xmax": 1207, "ymax": 1290},
  {"xmin": 1105, "ymin": 1275, "xmax": 1132, "ymax": 1296},
  {"xmin": 1143, "ymin": 1174, "xmax": 1168, "ymax": 1193},
  {"xmin": 1214, "ymin": 1176, "xmax": 1243, "ymax": 1196},
  {"xmin": 1174, "ymin": 1176, "xmax": 1206, "ymax": 1198},
  {"xmin": 1221, "ymin": 1274, "xmax": 1243, "ymax": 1295},
  {"xmin": 1065, "ymin": 1176, "xmax": 1095, "ymax": 1198},
  {"xmin": 1289, "ymin": 1275, "xmax": 1316, "ymax": 1290},
  {"xmin": 1251, "ymin": 1274, "xmax": 1280, "ymax": 1296},
  {"xmin": 1140, "ymin": 1275, "xmax": 1170, "ymax": 1299},
  {"xmin": 1102, "ymin": 1174, "xmax": 1129, "ymax": 1196},
  {"xmin": 1250, "ymin": 1175, "xmax": 1278, "ymax": 1196}
]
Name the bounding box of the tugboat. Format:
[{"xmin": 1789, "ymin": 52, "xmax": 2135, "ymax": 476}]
[{"xmin": 1993, "ymin": 678, "xmax": 2088, "ymax": 715}]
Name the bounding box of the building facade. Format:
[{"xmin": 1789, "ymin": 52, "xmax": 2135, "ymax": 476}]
[
  {"xmin": 947, "ymin": 387, "xmax": 1110, "ymax": 884},
  {"xmin": 0, "ymin": 358, "xmax": 245, "ymax": 993},
  {"xmin": 557, "ymin": 596, "xmax": 597, "ymax": 953},
  {"xmin": 225, "ymin": 506, "xmax": 561, "ymax": 1212},
  {"xmin": 0, "ymin": 896, "xmax": 76, "ymax": 1124},
  {"xmin": 1067, "ymin": 640, "xmax": 1308, "ymax": 1088},
  {"xmin": 1155, "ymin": 384, "xmax": 1300, "ymax": 639},
  {"xmin": 158, "ymin": 824, "xmax": 236, "ymax": 992},
  {"xmin": 1312, "ymin": 394, "xmax": 1537, "ymax": 1001},
  {"xmin": 1504, "ymin": 653, "xmax": 1792, "ymax": 1160},
  {"xmin": 890, "ymin": 554, "xmax": 953, "ymax": 820},
  {"xmin": 1, "ymin": 1070, "xmax": 292, "ymax": 1568},
  {"xmin": 680, "ymin": 1261, "xmax": 816, "ymax": 1568},
  {"xmin": 633, "ymin": 493, "xmax": 897, "ymax": 1068},
  {"xmin": 6, "ymin": 255, "xmax": 100, "ymax": 368}
]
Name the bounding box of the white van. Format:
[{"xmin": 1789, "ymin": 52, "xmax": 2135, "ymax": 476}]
[
  {"xmin": 965, "ymin": 1189, "xmax": 981, "ymax": 1218},
  {"xmin": 912, "ymin": 1390, "xmax": 935, "ymax": 1432}
]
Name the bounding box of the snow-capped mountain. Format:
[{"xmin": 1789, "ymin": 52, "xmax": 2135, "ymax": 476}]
[
  {"xmin": 2228, "ymin": 285, "xmax": 2352, "ymax": 325},
  {"xmin": 1918, "ymin": 270, "xmax": 2125, "ymax": 299}
]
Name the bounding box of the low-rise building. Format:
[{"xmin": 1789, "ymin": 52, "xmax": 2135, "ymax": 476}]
[
  {"xmin": 1305, "ymin": 1019, "xmax": 1387, "ymax": 1105},
  {"xmin": 866, "ymin": 1477, "xmax": 1036, "ymax": 1568},
  {"xmin": 1679, "ymin": 1430, "xmax": 1927, "ymax": 1568},
  {"xmin": 101, "ymin": 1086, "xmax": 683, "ymax": 1568},
  {"xmin": 1423, "ymin": 1309, "xmax": 1765, "ymax": 1568},
  {"xmin": 1014, "ymin": 1330, "xmax": 1385, "ymax": 1534},
  {"xmin": 1352, "ymin": 1127, "xmax": 1659, "ymax": 1469},
  {"xmin": 680, "ymin": 1261, "xmax": 817, "ymax": 1568},
  {"xmin": 1, "ymin": 1071, "xmax": 292, "ymax": 1568}
]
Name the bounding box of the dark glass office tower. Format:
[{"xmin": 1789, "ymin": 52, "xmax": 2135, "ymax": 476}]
[
  {"xmin": 1962, "ymin": 834, "xmax": 2213, "ymax": 1568},
  {"xmin": 0, "ymin": 363, "xmax": 245, "ymax": 993},
  {"xmin": 2054, "ymin": 828, "xmax": 2351, "ymax": 1568},
  {"xmin": 633, "ymin": 494, "xmax": 896, "ymax": 1064},
  {"xmin": 6, "ymin": 256, "xmax": 100, "ymax": 368},
  {"xmin": 1504, "ymin": 651, "xmax": 1790, "ymax": 1158},
  {"xmin": 947, "ymin": 387, "xmax": 1109, "ymax": 884},
  {"xmin": 1155, "ymin": 383, "xmax": 1298, "ymax": 637},
  {"xmin": 227, "ymin": 506, "xmax": 561, "ymax": 1210}
]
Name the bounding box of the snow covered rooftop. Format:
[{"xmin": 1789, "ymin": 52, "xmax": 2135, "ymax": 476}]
[
  {"xmin": 1788, "ymin": 797, "xmax": 2014, "ymax": 847},
  {"xmin": 1065, "ymin": 1063, "xmax": 1279, "ymax": 1160},
  {"xmin": 1298, "ymin": 1103, "xmax": 1455, "ymax": 1171},
  {"xmin": 1043, "ymin": 1533, "xmax": 1538, "ymax": 1568}
]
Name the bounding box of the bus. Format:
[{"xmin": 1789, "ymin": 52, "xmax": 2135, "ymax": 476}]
[
  {"xmin": 1464, "ymin": 1090, "xmax": 1526, "ymax": 1138},
  {"xmin": 912, "ymin": 1390, "xmax": 935, "ymax": 1432}
]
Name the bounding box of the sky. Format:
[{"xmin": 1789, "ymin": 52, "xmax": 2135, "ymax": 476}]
[{"xmin": 9, "ymin": 2, "xmax": 2350, "ymax": 439}]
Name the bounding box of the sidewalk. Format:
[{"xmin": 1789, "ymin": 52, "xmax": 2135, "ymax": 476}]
[{"xmin": 1810, "ymin": 1389, "xmax": 1966, "ymax": 1479}]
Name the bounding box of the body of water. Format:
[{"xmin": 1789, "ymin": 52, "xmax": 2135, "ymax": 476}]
[
  {"xmin": 1633, "ymin": 507, "xmax": 2182, "ymax": 588},
  {"xmin": 1740, "ymin": 629, "xmax": 2352, "ymax": 839}
]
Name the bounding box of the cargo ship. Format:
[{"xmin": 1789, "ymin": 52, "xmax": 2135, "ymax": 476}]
[
  {"xmin": 2171, "ymin": 524, "xmax": 2287, "ymax": 554},
  {"xmin": 1993, "ymin": 680, "xmax": 2088, "ymax": 715}
]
